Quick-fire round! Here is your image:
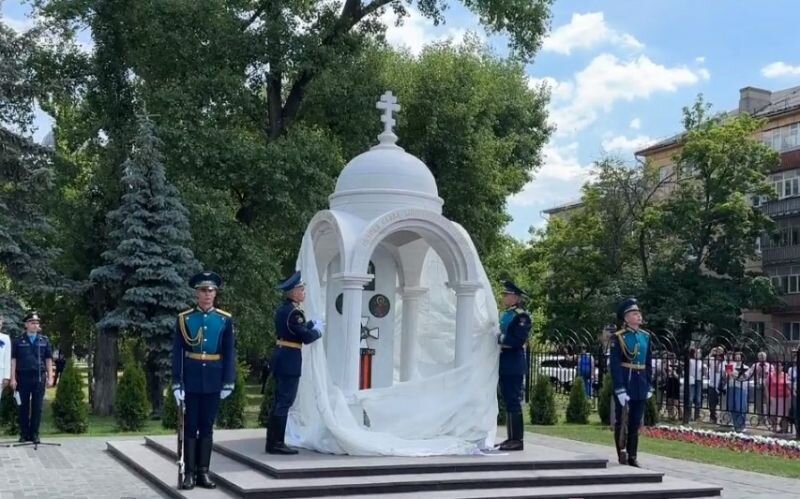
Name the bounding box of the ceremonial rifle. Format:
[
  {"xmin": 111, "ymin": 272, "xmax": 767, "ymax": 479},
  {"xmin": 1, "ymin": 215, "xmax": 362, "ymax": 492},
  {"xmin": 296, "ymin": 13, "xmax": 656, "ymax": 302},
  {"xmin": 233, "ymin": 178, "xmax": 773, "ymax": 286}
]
[{"xmin": 177, "ymin": 350, "xmax": 185, "ymax": 489}]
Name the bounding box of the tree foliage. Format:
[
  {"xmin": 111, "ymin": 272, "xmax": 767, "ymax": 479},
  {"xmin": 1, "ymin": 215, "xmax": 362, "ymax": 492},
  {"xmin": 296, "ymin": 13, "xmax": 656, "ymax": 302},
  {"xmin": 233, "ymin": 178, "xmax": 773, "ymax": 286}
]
[
  {"xmin": 529, "ymin": 375, "xmax": 557, "ymax": 425},
  {"xmin": 51, "ymin": 358, "xmax": 89, "ymax": 433},
  {"xmin": 114, "ymin": 360, "xmax": 151, "ymax": 431},
  {"xmin": 565, "ymin": 376, "xmax": 590, "ymax": 424}
]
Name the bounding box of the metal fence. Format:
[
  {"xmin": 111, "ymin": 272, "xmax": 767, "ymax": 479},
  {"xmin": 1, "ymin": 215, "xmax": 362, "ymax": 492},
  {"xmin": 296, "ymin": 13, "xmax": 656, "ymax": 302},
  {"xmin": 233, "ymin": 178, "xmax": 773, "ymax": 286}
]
[{"xmin": 526, "ymin": 327, "xmax": 800, "ymax": 438}]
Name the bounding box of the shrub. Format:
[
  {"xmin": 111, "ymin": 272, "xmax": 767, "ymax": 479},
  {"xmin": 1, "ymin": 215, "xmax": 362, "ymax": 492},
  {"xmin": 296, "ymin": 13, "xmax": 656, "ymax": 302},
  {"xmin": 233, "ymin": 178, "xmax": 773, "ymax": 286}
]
[
  {"xmin": 644, "ymin": 394, "xmax": 659, "ymax": 426},
  {"xmin": 597, "ymin": 374, "xmax": 613, "ymax": 425},
  {"xmin": 161, "ymin": 385, "xmax": 178, "ymax": 430},
  {"xmin": 529, "ymin": 375, "xmax": 557, "ymax": 425},
  {"xmin": 51, "ymin": 359, "xmax": 88, "ymax": 433},
  {"xmin": 565, "ymin": 376, "xmax": 591, "ymax": 424},
  {"xmin": 216, "ymin": 362, "xmax": 247, "ymax": 429},
  {"xmin": 115, "ymin": 360, "xmax": 151, "ymax": 431}
]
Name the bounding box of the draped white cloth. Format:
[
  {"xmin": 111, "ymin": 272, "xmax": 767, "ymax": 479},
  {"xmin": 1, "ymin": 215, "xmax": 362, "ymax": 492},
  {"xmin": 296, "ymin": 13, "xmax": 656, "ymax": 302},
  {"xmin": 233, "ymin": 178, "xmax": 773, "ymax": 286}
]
[{"xmin": 285, "ymin": 227, "xmax": 501, "ymax": 456}]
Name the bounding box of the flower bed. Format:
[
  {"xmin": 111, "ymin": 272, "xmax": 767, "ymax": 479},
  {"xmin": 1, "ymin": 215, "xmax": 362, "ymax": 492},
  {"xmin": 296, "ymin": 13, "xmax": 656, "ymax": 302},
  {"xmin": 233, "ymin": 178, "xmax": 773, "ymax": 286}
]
[{"xmin": 641, "ymin": 425, "xmax": 800, "ymax": 459}]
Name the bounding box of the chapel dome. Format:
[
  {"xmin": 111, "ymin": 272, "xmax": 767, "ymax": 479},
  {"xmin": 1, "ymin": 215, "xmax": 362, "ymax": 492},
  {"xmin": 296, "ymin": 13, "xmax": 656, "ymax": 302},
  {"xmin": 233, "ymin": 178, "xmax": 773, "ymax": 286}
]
[{"xmin": 329, "ymin": 91, "xmax": 443, "ymax": 217}]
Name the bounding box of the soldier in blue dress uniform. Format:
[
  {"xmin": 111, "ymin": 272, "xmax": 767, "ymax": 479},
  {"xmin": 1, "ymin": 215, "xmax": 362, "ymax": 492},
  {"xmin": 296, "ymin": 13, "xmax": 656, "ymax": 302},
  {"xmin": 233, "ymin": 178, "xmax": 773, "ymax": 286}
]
[
  {"xmin": 172, "ymin": 271, "xmax": 236, "ymax": 490},
  {"xmin": 495, "ymin": 280, "xmax": 532, "ymax": 451},
  {"xmin": 610, "ymin": 298, "xmax": 653, "ymax": 467},
  {"xmin": 9, "ymin": 311, "xmax": 54, "ymax": 444},
  {"xmin": 267, "ymin": 271, "xmax": 324, "ymax": 455}
]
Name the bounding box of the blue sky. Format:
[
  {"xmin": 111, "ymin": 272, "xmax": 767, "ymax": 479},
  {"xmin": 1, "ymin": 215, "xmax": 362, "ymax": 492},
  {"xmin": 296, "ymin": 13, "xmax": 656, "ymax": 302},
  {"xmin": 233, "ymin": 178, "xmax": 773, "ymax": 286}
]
[{"xmin": 4, "ymin": 0, "xmax": 800, "ymax": 240}]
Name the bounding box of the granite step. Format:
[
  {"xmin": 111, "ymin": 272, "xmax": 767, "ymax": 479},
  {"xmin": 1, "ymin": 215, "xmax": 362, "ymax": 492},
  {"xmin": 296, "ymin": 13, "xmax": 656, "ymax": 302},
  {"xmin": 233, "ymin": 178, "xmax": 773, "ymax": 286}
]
[{"xmin": 107, "ymin": 440, "xmax": 233, "ymax": 499}]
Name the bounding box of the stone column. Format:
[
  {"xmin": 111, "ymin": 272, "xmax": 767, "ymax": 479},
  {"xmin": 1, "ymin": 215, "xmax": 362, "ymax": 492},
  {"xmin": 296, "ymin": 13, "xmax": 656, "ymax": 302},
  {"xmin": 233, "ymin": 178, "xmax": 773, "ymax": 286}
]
[
  {"xmin": 332, "ymin": 272, "xmax": 373, "ymax": 397},
  {"xmin": 399, "ymin": 286, "xmax": 428, "ymax": 382},
  {"xmin": 453, "ymin": 282, "xmax": 481, "ymax": 368}
]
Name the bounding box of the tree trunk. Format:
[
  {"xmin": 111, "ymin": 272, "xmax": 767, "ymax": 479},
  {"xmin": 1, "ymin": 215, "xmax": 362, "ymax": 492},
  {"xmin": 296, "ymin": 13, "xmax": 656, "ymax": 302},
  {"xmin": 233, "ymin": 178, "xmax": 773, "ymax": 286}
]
[
  {"xmin": 92, "ymin": 328, "xmax": 119, "ymax": 416},
  {"xmin": 145, "ymin": 355, "xmax": 164, "ymax": 418}
]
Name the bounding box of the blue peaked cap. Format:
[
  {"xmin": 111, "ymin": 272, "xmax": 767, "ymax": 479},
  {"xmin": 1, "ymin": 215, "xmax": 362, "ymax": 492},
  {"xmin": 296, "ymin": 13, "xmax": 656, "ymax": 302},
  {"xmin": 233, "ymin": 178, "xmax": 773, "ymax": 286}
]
[
  {"xmin": 501, "ymin": 280, "xmax": 528, "ymax": 298},
  {"xmin": 189, "ymin": 271, "xmax": 223, "ymax": 289},
  {"xmin": 616, "ymin": 297, "xmax": 640, "ymax": 321},
  {"xmin": 277, "ymin": 271, "xmax": 304, "ymax": 292}
]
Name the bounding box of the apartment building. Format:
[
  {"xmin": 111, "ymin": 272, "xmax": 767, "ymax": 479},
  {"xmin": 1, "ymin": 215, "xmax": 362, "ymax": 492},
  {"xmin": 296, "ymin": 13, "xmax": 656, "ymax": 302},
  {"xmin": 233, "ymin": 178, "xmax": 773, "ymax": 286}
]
[{"xmin": 543, "ymin": 84, "xmax": 800, "ymax": 342}]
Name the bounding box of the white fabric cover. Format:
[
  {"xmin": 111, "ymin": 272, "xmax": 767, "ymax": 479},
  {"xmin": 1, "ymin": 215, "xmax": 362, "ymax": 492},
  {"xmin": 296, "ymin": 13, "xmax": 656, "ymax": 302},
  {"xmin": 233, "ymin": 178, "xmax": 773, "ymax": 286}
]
[{"xmin": 285, "ymin": 227, "xmax": 501, "ymax": 456}]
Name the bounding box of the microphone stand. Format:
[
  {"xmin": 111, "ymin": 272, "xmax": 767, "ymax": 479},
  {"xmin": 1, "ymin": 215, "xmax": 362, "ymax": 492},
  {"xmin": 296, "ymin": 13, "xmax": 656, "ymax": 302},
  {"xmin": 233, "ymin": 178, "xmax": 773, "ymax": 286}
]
[{"xmin": 3, "ymin": 335, "xmax": 60, "ymax": 449}]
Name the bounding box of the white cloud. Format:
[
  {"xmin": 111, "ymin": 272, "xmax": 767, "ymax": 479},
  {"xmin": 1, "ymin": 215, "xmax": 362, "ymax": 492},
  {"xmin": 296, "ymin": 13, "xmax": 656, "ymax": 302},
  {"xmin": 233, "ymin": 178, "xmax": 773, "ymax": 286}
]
[
  {"xmin": 381, "ymin": 8, "xmax": 479, "ymax": 56},
  {"xmin": 601, "ymin": 134, "xmax": 655, "ymax": 152},
  {"xmin": 762, "ymin": 61, "xmax": 800, "ymax": 78},
  {"xmin": 3, "ymin": 15, "xmax": 34, "ymax": 34},
  {"xmin": 629, "ymin": 118, "xmax": 641, "ymax": 129},
  {"xmin": 695, "ymin": 56, "xmax": 705, "ymax": 64},
  {"xmin": 528, "ymin": 76, "xmax": 574, "ymax": 101},
  {"xmin": 509, "ymin": 143, "xmax": 593, "ymax": 208},
  {"xmin": 548, "ymin": 53, "xmax": 710, "ymax": 135},
  {"xmin": 542, "ymin": 12, "xmax": 644, "ymax": 56}
]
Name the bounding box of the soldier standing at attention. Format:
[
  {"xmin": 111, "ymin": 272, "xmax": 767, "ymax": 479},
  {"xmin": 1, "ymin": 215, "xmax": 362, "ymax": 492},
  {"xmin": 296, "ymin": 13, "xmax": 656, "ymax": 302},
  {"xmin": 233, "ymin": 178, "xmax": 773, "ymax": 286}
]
[
  {"xmin": 610, "ymin": 298, "xmax": 653, "ymax": 467},
  {"xmin": 495, "ymin": 280, "xmax": 532, "ymax": 451},
  {"xmin": 172, "ymin": 271, "xmax": 236, "ymax": 490},
  {"xmin": 9, "ymin": 311, "xmax": 54, "ymax": 444},
  {"xmin": 267, "ymin": 271, "xmax": 324, "ymax": 455}
]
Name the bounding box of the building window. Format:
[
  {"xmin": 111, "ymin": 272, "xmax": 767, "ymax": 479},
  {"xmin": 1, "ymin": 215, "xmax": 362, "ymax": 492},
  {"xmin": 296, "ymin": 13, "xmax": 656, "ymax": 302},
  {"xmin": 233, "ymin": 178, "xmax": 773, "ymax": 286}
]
[
  {"xmin": 764, "ymin": 123, "xmax": 800, "ymax": 153},
  {"xmin": 783, "ymin": 322, "xmax": 800, "ymax": 341},
  {"xmin": 747, "ymin": 322, "xmax": 765, "ymax": 336},
  {"xmin": 658, "ymin": 165, "xmax": 671, "ymax": 182}
]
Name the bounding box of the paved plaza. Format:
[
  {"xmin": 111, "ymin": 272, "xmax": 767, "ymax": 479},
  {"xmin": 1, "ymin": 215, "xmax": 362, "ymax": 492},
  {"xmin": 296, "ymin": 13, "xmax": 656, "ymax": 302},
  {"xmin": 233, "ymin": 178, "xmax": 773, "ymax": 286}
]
[
  {"xmin": 1, "ymin": 432, "xmax": 799, "ymax": 498},
  {"xmin": 0, "ymin": 436, "xmax": 164, "ymax": 499}
]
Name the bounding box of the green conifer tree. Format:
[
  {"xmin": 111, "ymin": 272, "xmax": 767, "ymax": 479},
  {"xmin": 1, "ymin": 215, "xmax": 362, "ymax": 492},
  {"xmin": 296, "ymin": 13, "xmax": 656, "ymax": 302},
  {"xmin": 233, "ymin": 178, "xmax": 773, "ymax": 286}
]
[
  {"xmin": 216, "ymin": 362, "xmax": 247, "ymax": 429},
  {"xmin": 529, "ymin": 376, "xmax": 557, "ymax": 425},
  {"xmin": 52, "ymin": 359, "xmax": 89, "ymax": 433},
  {"xmin": 114, "ymin": 360, "xmax": 151, "ymax": 431},
  {"xmin": 565, "ymin": 376, "xmax": 591, "ymax": 424}
]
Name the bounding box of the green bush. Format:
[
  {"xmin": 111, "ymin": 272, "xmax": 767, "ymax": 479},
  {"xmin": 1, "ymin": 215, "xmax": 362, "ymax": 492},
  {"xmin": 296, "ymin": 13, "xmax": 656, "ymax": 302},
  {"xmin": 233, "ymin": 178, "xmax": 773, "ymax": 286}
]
[
  {"xmin": 216, "ymin": 362, "xmax": 247, "ymax": 429},
  {"xmin": 565, "ymin": 376, "xmax": 591, "ymax": 424},
  {"xmin": 259, "ymin": 376, "xmax": 276, "ymax": 427},
  {"xmin": 51, "ymin": 359, "xmax": 88, "ymax": 433},
  {"xmin": 597, "ymin": 374, "xmax": 613, "ymax": 425},
  {"xmin": 529, "ymin": 375, "xmax": 557, "ymax": 425},
  {"xmin": 644, "ymin": 394, "xmax": 659, "ymax": 426},
  {"xmin": 115, "ymin": 360, "xmax": 151, "ymax": 431},
  {"xmin": 161, "ymin": 386, "xmax": 178, "ymax": 430},
  {"xmin": 0, "ymin": 385, "xmax": 19, "ymax": 435}
]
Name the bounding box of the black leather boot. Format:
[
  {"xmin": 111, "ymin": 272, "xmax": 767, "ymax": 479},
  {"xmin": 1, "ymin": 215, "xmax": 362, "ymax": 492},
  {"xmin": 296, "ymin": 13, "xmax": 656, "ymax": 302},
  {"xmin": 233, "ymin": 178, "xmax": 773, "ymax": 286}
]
[
  {"xmin": 195, "ymin": 437, "xmax": 216, "ymax": 489},
  {"xmin": 266, "ymin": 415, "xmax": 298, "ymax": 455},
  {"xmin": 498, "ymin": 412, "xmax": 524, "ymax": 451},
  {"xmin": 181, "ymin": 438, "xmax": 197, "ymax": 490},
  {"xmin": 494, "ymin": 413, "xmax": 512, "ymax": 448},
  {"xmin": 626, "ymin": 428, "xmax": 639, "ymax": 467}
]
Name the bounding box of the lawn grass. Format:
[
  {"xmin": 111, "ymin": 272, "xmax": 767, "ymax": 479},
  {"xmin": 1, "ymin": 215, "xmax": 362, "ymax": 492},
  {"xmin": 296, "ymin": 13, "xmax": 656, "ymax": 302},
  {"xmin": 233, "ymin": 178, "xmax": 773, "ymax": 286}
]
[{"xmin": 528, "ymin": 422, "xmax": 800, "ymax": 479}]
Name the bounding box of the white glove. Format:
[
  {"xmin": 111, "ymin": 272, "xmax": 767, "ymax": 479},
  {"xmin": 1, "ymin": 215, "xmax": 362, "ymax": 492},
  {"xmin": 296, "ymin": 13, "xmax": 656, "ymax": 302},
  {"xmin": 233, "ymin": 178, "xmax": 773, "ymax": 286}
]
[
  {"xmin": 173, "ymin": 389, "xmax": 185, "ymax": 403},
  {"xmin": 313, "ymin": 320, "xmax": 326, "ymax": 336},
  {"xmin": 647, "ymin": 390, "xmax": 653, "ymax": 400},
  {"xmin": 220, "ymin": 389, "xmax": 233, "ymax": 400},
  {"xmin": 616, "ymin": 392, "xmax": 630, "ymax": 406}
]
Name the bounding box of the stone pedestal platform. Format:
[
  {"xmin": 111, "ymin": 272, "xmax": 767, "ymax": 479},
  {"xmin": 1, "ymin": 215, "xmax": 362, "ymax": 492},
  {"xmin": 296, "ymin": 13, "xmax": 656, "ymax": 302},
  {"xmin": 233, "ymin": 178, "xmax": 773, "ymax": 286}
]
[{"xmin": 107, "ymin": 429, "xmax": 721, "ymax": 499}]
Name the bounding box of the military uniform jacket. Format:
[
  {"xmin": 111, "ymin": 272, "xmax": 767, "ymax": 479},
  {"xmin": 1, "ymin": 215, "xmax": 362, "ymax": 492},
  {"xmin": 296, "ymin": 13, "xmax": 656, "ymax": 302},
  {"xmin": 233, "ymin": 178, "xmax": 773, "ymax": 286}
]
[
  {"xmin": 11, "ymin": 334, "xmax": 53, "ymax": 384},
  {"xmin": 498, "ymin": 306, "xmax": 532, "ymax": 376},
  {"xmin": 0, "ymin": 332, "xmax": 11, "ymax": 382},
  {"xmin": 172, "ymin": 307, "xmax": 236, "ymax": 394},
  {"xmin": 610, "ymin": 327, "xmax": 653, "ymax": 401},
  {"xmin": 272, "ymin": 300, "xmax": 322, "ymax": 378}
]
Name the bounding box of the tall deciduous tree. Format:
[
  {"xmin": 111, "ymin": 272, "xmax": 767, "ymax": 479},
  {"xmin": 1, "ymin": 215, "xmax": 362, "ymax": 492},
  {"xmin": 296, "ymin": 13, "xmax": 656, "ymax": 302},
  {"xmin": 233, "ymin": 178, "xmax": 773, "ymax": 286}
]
[{"xmin": 90, "ymin": 117, "xmax": 200, "ymax": 415}]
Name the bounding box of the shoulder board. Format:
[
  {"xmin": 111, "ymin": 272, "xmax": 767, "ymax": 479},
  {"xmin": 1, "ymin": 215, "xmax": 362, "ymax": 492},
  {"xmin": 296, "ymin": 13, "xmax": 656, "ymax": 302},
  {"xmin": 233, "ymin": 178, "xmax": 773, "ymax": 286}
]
[
  {"xmin": 615, "ymin": 329, "xmax": 626, "ymax": 336},
  {"xmin": 178, "ymin": 308, "xmax": 193, "ymax": 317},
  {"xmin": 215, "ymin": 309, "xmax": 232, "ymax": 318}
]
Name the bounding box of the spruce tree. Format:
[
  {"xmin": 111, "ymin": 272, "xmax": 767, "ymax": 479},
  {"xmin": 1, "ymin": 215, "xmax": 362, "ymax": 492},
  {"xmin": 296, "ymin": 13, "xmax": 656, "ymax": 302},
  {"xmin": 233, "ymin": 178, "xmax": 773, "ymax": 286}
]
[
  {"xmin": 90, "ymin": 116, "xmax": 200, "ymax": 416},
  {"xmin": 161, "ymin": 386, "xmax": 178, "ymax": 430},
  {"xmin": 52, "ymin": 359, "xmax": 89, "ymax": 433},
  {"xmin": 115, "ymin": 360, "xmax": 151, "ymax": 431},
  {"xmin": 597, "ymin": 374, "xmax": 613, "ymax": 425}
]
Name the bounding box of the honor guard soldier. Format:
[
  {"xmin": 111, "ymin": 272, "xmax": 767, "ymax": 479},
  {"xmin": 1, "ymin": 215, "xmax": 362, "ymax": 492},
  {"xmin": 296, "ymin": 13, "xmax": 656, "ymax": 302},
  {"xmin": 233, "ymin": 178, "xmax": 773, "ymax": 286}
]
[
  {"xmin": 267, "ymin": 271, "xmax": 324, "ymax": 455},
  {"xmin": 172, "ymin": 272, "xmax": 236, "ymax": 490},
  {"xmin": 9, "ymin": 311, "xmax": 54, "ymax": 444},
  {"xmin": 610, "ymin": 298, "xmax": 653, "ymax": 467},
  {"xmin": 495, "ymin": 280, "xmax": 532, "ymax": 451}
]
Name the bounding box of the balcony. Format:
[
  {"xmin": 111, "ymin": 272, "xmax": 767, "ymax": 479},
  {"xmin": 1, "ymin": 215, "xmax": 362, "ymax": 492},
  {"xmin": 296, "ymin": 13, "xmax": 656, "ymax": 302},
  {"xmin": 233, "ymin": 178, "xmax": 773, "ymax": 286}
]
[
  {"xmin": 761, "ymin": 196, "xmax": 800, "ymax": 218},
  {"xmin": 762, "ymin": 245, "xmax": 800, "ymax": 265}
]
